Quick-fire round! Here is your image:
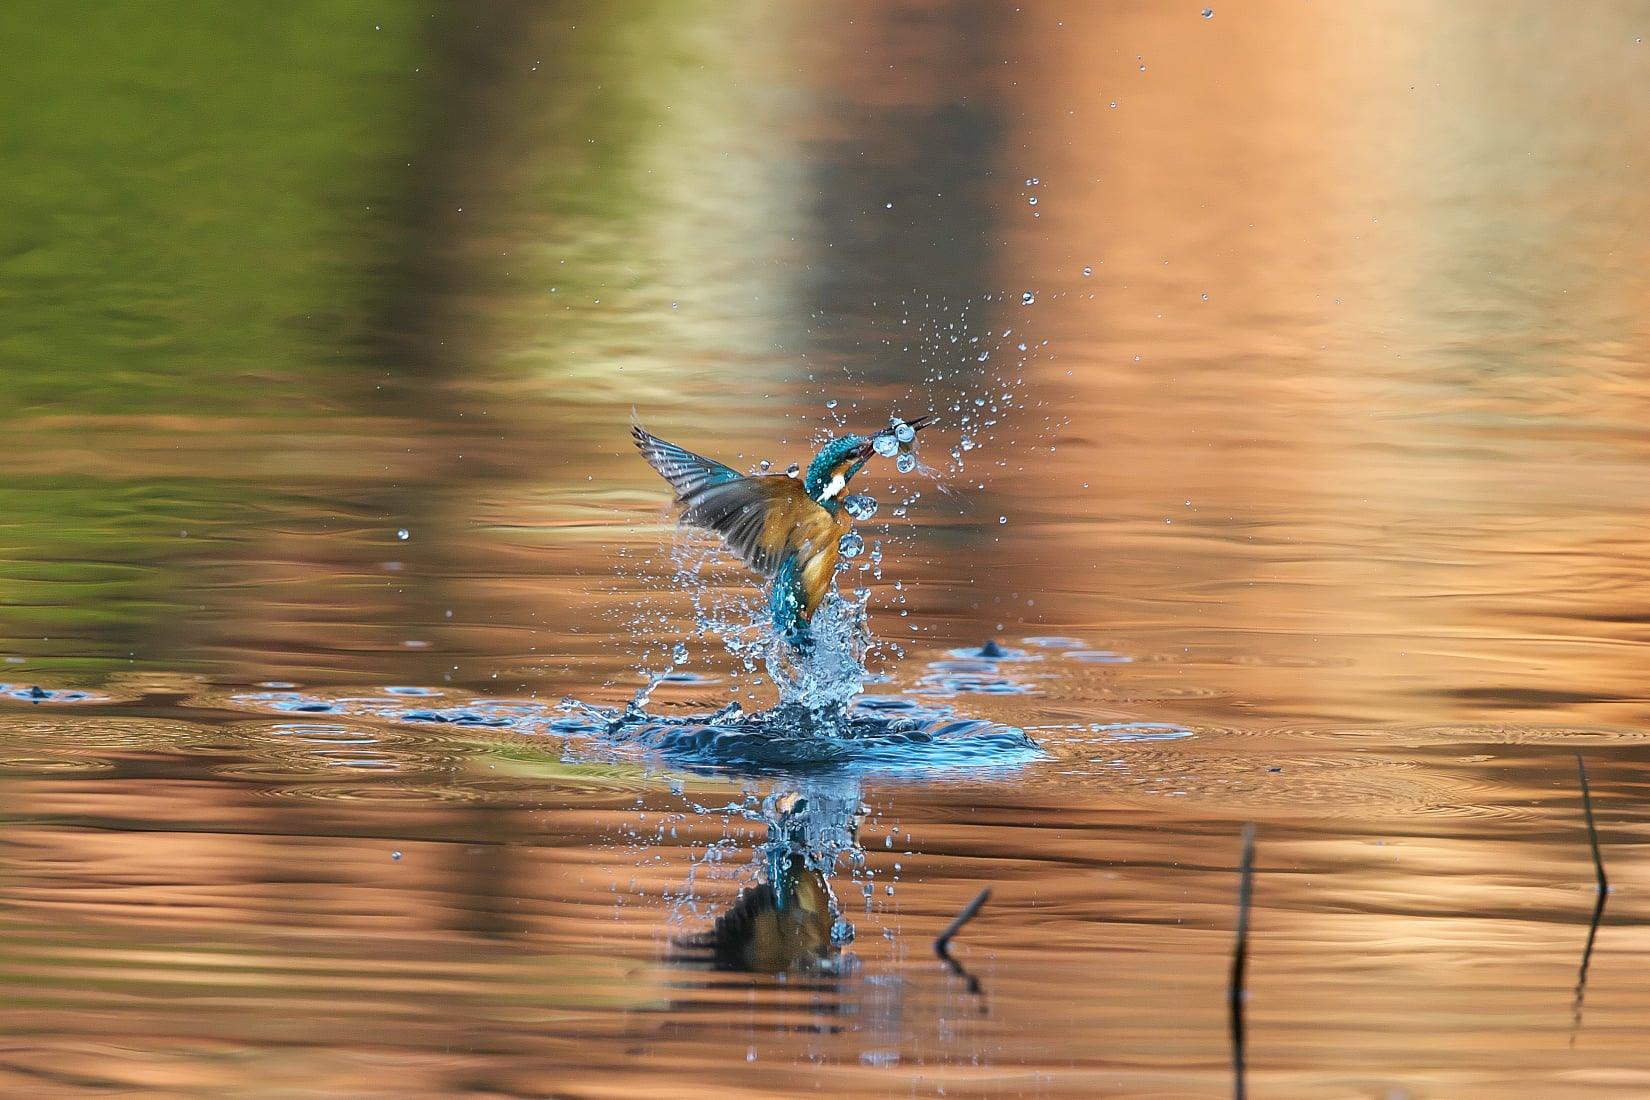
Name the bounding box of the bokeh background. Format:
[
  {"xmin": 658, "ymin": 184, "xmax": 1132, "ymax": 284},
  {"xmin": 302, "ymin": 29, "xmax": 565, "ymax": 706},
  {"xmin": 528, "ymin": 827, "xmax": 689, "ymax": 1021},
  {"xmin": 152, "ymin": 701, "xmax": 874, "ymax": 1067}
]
[
  {"xmin": 4, "ymin": 0, "xmax": 1650, "ymax": 713},
  {"xmin": 3, "ymin": 2, "xmax": 1650, "ymax": 1096}
]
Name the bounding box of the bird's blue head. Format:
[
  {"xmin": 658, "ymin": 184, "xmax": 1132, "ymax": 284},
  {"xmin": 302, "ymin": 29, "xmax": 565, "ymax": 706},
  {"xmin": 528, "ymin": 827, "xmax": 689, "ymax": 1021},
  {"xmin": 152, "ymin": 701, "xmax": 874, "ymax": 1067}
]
[
  {"xmin": 803, "ymin": 416, "xmax": 932, "ymax": 509},
  {"xmin": 803, "ymin": 435, "xmax": 870, "ymax": 506}
]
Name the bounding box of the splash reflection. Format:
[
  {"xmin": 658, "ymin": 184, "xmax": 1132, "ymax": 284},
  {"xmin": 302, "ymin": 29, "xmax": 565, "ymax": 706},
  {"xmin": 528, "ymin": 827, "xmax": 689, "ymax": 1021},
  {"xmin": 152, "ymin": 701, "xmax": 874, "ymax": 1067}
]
[{"xmin": 675, "ymin": 779, "xmax": 861, "ymax": 974}]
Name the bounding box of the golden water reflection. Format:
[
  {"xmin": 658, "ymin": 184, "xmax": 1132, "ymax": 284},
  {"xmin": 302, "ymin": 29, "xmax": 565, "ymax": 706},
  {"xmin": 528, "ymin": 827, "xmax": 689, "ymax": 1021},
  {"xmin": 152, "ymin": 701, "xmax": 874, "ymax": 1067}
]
[{"xmin": 0, "ymin": 2, "xmax": 1648, "ymax": 1096}]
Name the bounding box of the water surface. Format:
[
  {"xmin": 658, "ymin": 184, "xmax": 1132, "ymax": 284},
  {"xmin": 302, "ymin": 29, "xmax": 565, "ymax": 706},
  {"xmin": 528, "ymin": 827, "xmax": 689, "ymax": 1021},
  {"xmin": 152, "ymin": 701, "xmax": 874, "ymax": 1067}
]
[{"xmin": 2, "ymin": 3, "xmax": 1649, "ymax": 1096}]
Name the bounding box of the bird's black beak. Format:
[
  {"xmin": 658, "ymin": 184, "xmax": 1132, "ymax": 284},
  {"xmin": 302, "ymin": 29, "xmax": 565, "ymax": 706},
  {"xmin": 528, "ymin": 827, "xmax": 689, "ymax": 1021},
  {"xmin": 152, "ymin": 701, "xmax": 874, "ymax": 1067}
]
[{"xmin": 903, "ymin": 414, "xmax": 933, "ymax": 434}]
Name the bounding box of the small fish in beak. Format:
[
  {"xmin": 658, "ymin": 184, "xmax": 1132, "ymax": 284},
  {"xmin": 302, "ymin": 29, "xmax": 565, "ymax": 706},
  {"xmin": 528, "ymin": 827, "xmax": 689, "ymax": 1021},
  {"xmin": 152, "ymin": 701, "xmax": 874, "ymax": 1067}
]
[{"xmin": 870, "ymin": 414, "xmax": 933, "ymax": 460}]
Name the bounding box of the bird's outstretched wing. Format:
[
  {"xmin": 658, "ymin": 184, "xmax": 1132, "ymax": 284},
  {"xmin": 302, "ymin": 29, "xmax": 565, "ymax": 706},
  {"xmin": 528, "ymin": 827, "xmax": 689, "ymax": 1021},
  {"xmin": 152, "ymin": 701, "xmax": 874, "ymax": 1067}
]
[
  {"xmin": 633, "ymin": 423, "xmax": 837, "ymax": 579},
  {"xmin": 631, "ymin": 423, "xmax": 743, "ymax": 500}
]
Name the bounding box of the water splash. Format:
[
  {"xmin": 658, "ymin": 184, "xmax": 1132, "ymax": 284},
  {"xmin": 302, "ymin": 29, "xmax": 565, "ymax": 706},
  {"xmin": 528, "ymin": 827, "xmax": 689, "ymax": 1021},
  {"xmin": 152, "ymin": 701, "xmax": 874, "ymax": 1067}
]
[
  {"xmin": 585, "ymin": 586, "xmax": 1041, "ymax": 773},
  {"xmin": 601, "ymin": 403, "xmax": 1043, "ymax": 770}
]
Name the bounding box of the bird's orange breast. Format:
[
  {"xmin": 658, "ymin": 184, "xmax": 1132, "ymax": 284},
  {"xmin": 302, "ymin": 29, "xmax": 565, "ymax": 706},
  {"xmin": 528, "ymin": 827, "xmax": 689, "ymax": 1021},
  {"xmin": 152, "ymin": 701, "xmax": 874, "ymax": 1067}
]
[
  {"xmin": 750, "ymin": 491, "xmax": 850, "ymax": 621},
  {"xmin": 797, "ymin": 521, "xmax": 847, "ymax": 619}
]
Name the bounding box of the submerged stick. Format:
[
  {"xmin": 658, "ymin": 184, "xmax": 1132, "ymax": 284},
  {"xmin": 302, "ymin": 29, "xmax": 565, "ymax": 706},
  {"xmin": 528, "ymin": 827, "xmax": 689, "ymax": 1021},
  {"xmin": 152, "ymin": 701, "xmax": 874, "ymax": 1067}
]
[
  {"xmin": 935, "ymin": 887, "xmax": 991, "ymax": 955},
  {"xmin": 1230, "ymin": 824, "xmax": 1256, "ymax": 1100},
  {"xmin": 935, "ymin": 887, "xmax": 992, "ymax": 998},
  {"xmin": 1571, "ymin": 754, "xmax": 1609, "ymax": 1044},
  {"xmin": 1576, "ymin": 754, "xmax": 1608, "ymax": 895}
]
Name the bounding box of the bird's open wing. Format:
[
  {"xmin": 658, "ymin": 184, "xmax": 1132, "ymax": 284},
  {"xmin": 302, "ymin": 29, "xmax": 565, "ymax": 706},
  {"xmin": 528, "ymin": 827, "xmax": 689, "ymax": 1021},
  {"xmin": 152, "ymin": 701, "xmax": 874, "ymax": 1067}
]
[
  {"xmin": 631, "ymin": 423, "xmax": 743, "ymax": 499},
  {"xmin": 633, "ymin": 423, "xmax": 836, "ymax": 578}
]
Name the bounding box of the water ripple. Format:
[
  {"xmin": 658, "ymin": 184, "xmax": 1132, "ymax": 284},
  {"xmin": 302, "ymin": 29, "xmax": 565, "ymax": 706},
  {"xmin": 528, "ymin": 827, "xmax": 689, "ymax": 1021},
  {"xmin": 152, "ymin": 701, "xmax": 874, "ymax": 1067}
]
[{"xmin": 206, "ymin": 686, "xmax": 1043, "ymax": 778}]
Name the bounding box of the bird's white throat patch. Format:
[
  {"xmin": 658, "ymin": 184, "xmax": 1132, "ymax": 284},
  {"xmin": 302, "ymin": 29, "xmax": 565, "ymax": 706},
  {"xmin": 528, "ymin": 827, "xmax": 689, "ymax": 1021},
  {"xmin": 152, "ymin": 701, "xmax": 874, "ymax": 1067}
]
[{"xmin": 817, "ymin": 472, "xmax": 848, "ymax": 502}]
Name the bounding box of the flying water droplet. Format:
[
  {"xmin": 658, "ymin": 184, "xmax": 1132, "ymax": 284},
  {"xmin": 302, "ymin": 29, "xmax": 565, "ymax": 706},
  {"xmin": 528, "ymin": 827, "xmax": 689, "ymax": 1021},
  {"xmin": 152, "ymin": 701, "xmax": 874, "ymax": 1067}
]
[
  {"xmin": 838, "ymin": 531, "xmax": 865, "ymax": 559},
  {"xmin": 786, "ymin": 463, "xmax": 801, "ymax": 477},
  {"xmin": 1082, "ymin": 266, "xmax": 1093, "ymax": 277},
  {"xmin": 896, "ymin": 453, "xmax": 917, "ymax": 474},
  {"xmin": 396, "ymin": 529, "xmax": 410, "ymax": 541},
  {"xmin": 843, "ymin": 494, "xmax": 879, "ymax": 520},
  {"xmin": 825, "ymin": 399, "xmax": 838, "ymax": 409},
  {"xmin": 1202, "ymin": 7, "xmax": 1214, "ymax": 18},
  {"xmin": 894, "ymin": 422, "xmax": 916, "ymax": 444},
  {"xmin": 1022, "ymin": 291, "xmax": 1037, "ymax": 305},
  {"xmin": 873, "ymin": 434, "xmax": 900, "ymax": 458}
]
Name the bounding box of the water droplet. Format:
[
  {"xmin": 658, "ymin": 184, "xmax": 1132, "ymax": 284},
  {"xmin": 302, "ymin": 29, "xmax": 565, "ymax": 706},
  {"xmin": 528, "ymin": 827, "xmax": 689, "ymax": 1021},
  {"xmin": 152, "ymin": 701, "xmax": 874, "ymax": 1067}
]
[
  {"xmin": 395, "ymin": 529, "xmax": 410, "ymax": 541},
  {"xmin": 1021, "ymin": 291, "xmax": 1036, "ymax": 305},
  {"xmin": 873, "ymin": 434, "xmax": 900, "ymax": 458},
  {"xmin": 838, "ymin": 532, "xmax": 866, "ymax": 559},
  {"xmin": 758, "ymin": 459, "xmax": 771, "ymax": 471},
  {"xmin": 1201, "ymin": 292, "xmax": 1210, "ymax": 301},
  {"xmin": 999, "ymin": 515, "xmax": 1008, "ymax": 524},
  {"xmin": 825, "ymin": 399, "xmax": 838, "ymax": 409},
  {"xmin": 843, "ymin": 494, "xmax": 879, "ymax": 520},
  {"xmin": 896, "ymin": 453, "xmax": 917, "ymax": 474},
  {"xmin": 894, "ymin": 422, "xmax": 916, "ymax": 444},
  {"xmin": 786, "ymin": 463, "xmax": 800, "ymax": 478},
  {"xmin": 1027, "ymin": 196, "xmax": 1038, "ymax": 206},
  {"xmin": 391, "ymin": 851, "xmax": 403, "ymax": 861},
  {"xmin": 1202, "ymin": 7, "xmax": 1214, "ymax": 17},
  {"xmin": 1082, "ymin": 266, "xmax": 1093, "ymax": 277}
]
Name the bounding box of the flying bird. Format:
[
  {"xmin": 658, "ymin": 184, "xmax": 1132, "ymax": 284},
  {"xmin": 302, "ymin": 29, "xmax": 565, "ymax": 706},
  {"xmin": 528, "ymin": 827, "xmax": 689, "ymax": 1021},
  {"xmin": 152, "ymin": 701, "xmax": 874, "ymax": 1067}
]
[{"xmin": 632, "ymin": 414, "xmax": 930, "ymax": 649}]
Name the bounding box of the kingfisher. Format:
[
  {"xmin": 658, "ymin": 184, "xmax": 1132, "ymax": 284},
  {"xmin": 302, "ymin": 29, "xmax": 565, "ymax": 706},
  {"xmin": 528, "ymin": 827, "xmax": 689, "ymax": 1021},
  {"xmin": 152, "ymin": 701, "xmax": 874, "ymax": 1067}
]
[{"xmin": 632, "ymin": 414, "xmax": 930, "ymax": 649}]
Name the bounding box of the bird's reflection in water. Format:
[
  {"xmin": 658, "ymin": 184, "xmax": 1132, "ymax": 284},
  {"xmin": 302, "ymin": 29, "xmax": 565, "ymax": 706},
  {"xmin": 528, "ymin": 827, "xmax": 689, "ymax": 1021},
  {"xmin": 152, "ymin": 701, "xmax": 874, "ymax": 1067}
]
[{"xmin": 675, "ymin": 776, "xmax": 863, "ymax": 975}]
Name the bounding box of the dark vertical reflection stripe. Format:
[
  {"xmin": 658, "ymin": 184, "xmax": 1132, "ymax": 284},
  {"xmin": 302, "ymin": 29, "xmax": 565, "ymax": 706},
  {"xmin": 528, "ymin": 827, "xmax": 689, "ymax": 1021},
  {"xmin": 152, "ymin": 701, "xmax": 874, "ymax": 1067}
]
[{"xmin": 801, "ymin": 0, "xmax": 1010, "ymax": 385}]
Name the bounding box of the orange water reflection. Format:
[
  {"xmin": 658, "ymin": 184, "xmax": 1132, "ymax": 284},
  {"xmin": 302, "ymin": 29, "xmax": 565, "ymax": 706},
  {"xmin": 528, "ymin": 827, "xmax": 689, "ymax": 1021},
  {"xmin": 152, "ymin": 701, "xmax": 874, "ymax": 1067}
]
[{"xmin": 1, "ymin": 2, "xmax": 1649, "ymax": 1096}]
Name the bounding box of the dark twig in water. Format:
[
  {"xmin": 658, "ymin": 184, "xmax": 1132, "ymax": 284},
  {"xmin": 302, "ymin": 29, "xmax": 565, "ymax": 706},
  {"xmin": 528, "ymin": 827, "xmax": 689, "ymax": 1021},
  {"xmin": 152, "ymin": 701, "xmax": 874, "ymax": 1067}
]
[
  {"xmin": 1571, "ymin": 754, "xmax": 1609, "ymax": 1045},
  {"xmin": 1576, "ymin": 754, "xmax": 1608, "ymax": 896},
  {"xmin": 936, "ymin": 887, "xmax": 991, "ymax": 954},
  {"xmin": 1230, "ymin": 824, "xmax": 1256, "ymax": 1100},
  {"xmin": 934, "ymin": 887, "xmax": 992, "ymax": 998}
]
